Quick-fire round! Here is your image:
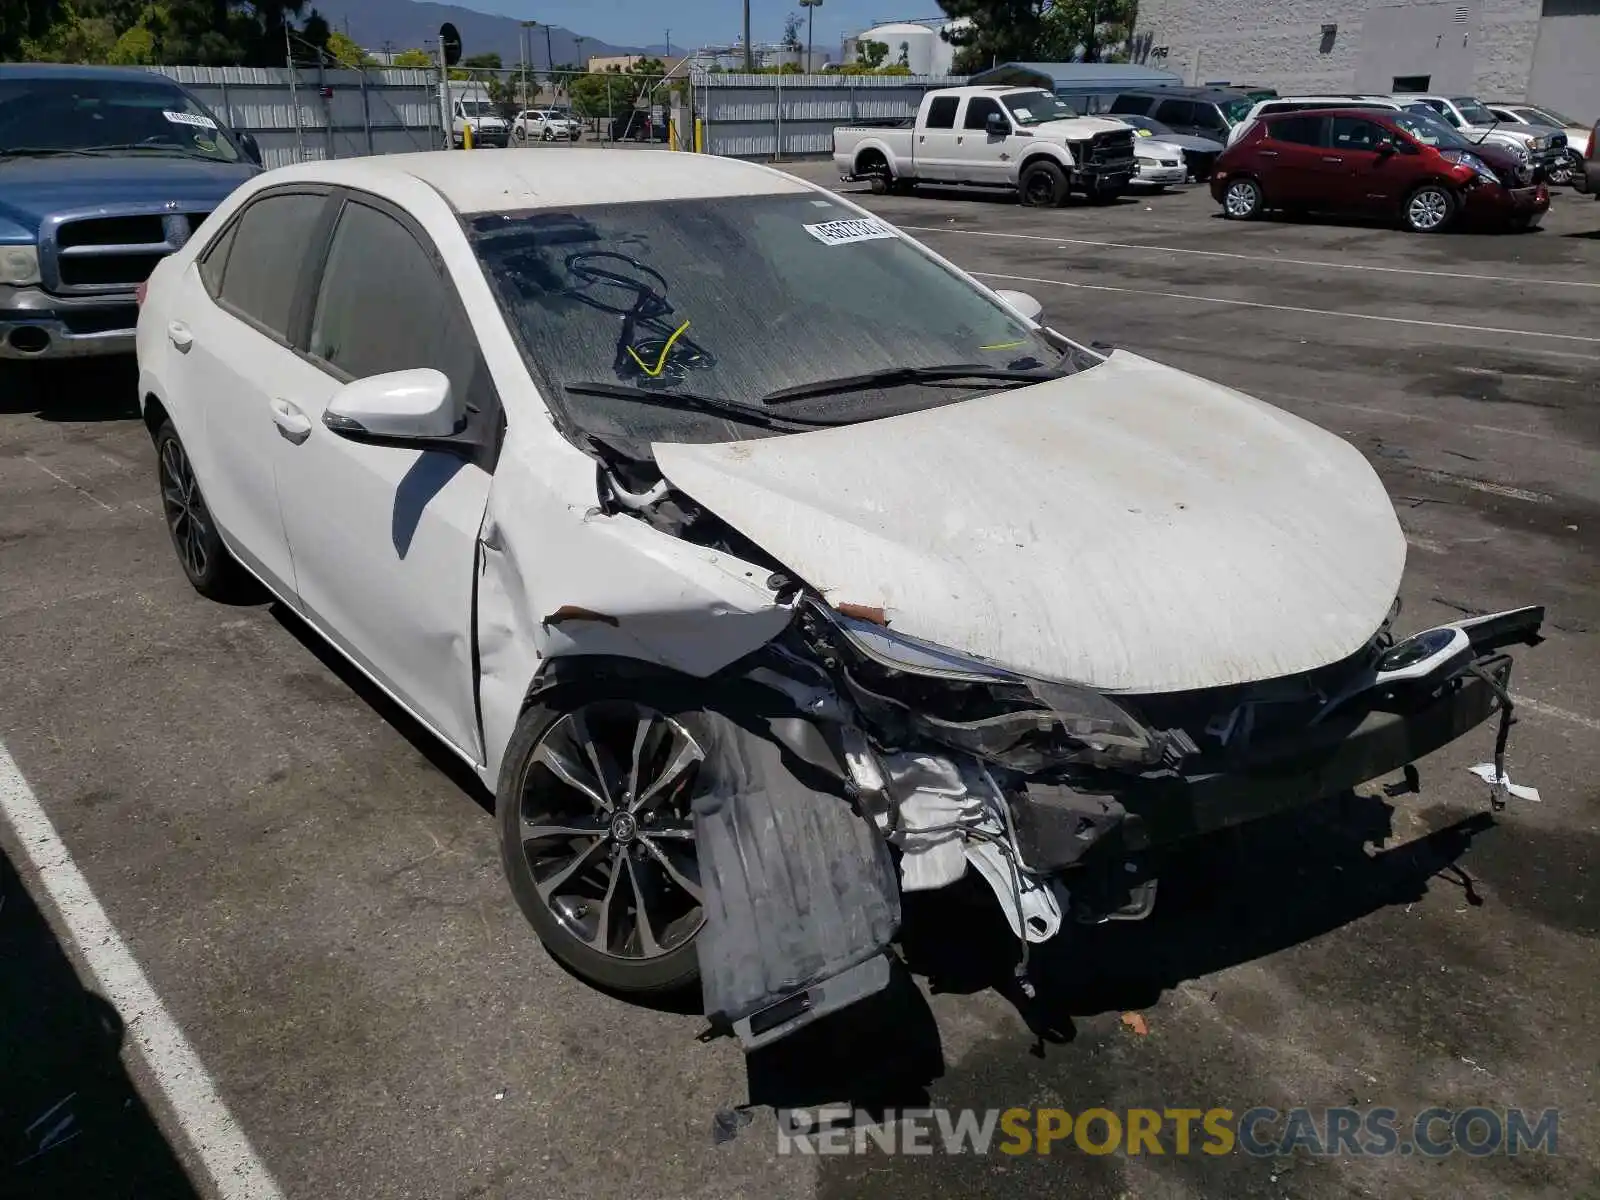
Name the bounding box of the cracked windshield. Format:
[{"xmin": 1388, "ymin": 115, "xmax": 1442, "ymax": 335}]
[{"xmin": 469, "ymin": 193, "xmax": 1079, "ymax": 447}]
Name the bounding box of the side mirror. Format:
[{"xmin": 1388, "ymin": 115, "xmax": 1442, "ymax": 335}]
[
  {"xmin": 235, "ymin": 130, "xmax": 262, "ymax": 165},
  {"xmin": 323, "ymin": 369, "xmax": 463, "ymax": 445},
  {"xmin": 1375, "ymin": 139, "xmax": 1397, "ymax": 157},
  {"xmin": 994, "ymin": 289, "xmax": 1044, "ymax": 323},
  {"xmin": 986, "ymin": 112, "xmax": 1009, "ymax": 137}
]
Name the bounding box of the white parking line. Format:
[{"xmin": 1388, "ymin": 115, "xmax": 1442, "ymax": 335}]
[
  {"xmin": 971, "ymin": 270, "xmax": 1600, "ymax": 348},
  {"xmin": 1512, "ymin": 696, "xmax": 1600, "ymax": 733},
  {"xmin": 905, "ymin": 225, "xmax": 1600, "ymax": 290},
  {"xmin": 0, "ymin": 741, "xmax": 284, "ymax": 1200}
]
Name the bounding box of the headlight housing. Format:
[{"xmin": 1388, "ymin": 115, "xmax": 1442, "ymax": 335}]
[
  {"xmin": 805, "ymin": 605, "xmax": 1175, "ymax": 772},
  {"xmin": 0, "ymin": 244, "xmax": 41, "ymax": 287},
  {"xmin": 1444, "ymin": 150, "xmax": 1500, "ymax": 185}
]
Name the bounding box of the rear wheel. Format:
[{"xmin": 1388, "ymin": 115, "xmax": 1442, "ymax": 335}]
[
  {"xmin": 1221, "ymin": 177, "xmax": 1264, "ymax": 219},
  {"xmin": 1547, "ymin": 153, "xmax": 1577, "ymax": 186},
  {"xmin": 1403, "ymin": 183, "xmax": 1456, "ymax": 233},
  {"xmin": 154, "ymin": 421, "xmax": 254, "ymax": 602},
  {"xmin": 1019, "ymin": 160, "xmax": 1068, "ymax": 207}
]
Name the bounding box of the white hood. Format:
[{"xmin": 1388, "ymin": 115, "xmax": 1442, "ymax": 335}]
[
  {"xmin": 653, "ymin": 352, "xmax": 1406, "ymax": 695},
  {"xmin": 1032, "ymin": 116, "xmax": 1132, "ymax": 139}
]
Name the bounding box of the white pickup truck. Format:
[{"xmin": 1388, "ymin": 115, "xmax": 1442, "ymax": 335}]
[{"xmin": 833, "ymin": 86, "xmax": 1139, "ymax": 206}]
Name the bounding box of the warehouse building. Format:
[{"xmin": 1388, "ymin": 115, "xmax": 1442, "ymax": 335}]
[{"xmin": 1130, "ymin": 0, "xmax": 1599, "ymax": 120}]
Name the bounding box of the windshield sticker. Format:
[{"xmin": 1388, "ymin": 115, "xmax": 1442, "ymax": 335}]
[
  {"xmin": 1011, "ymin": 107, "xmax": 1032, "ymax": 119},
  {"xmin": 163, "ymin": 110, "xmax": 218, "ymax": 130},
  {"xmin": 802, "ymin": 217, "xmax": 897, "ymax": 247}
]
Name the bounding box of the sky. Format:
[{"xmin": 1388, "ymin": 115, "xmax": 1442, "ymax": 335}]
[{"xmin": 456, "ymin": 0, "xmax": 947, "ymax": 54}]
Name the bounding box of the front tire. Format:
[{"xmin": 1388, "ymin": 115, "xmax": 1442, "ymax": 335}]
[
  {"xmin": 1548, "ymin": 153, "xmax": 1576, "ymax": 186},
  {"xmin": 1019, "ymin": 160, "xmax": 1068, "ymax": 207},
  {"xmin": 1404, "ymin": 183, "xmax": 1457, "ymax": 233},
  {"xmin": 154, "ymin": 421, "xmax": 253, "ymax": 602},
  {"xmin": 1221, "ymin": 176, "xmax": 1264, "ymax": 219},
  {"xmin": 498, "ymin": 687, "xmax": 710, "ymax": 996}
]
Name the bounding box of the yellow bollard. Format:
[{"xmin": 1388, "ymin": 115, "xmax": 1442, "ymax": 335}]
[
  {"xmin": 694, "ymin": 118, "xmax": 703, "ymax": 154},
  {"xmin": 463, "ymin": 124, "xmax": 474, "ymax": 150},
  {"xmin": 669, "ymin": 121, "xmax": 679, "ymax": 151}
]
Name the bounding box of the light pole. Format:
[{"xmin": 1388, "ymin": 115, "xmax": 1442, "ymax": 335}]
[
  {"xmin": 799, "ymin": 0, "xmax": 822, "ymax": 72},
  {"xmin": 743, "ymin": 0, "xmax": 753, "ymax": 71},
  {"xmin": 519, "ymin": 20, "xmax": 534, "ymax": 107}
]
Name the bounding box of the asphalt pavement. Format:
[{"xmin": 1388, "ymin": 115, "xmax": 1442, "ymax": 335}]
[{"xmin": 1, "ymin": 170, "xmax": 1597, "ymax": 1200}]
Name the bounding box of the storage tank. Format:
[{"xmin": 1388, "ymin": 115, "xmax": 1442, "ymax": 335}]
[{"xmin": 857, "ymin": 21, "xmax": 936, "ymax": 74}]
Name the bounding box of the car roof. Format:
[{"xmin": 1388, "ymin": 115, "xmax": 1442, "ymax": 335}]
[
  {"xmin": 259, "ymin": 149, "xmax": 810, "ymax": 213},
  {"xmin": 0, "ymin": 62, "xmax": 182, "ymax": 83},
  {"xmin": 1261, "ymin": 106, "xmax": 1400, "ymax": 121},
  {"xmin": 1121, "ymin": 86, "xmax": 1252, "ymax": 102}
]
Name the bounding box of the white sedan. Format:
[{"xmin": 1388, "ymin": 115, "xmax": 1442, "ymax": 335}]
[
  {"xmin": 135, "ymin": 150, "xmax": 1540, "ymax": 1045},
  {"xmin": 1130, "ymin": 133, "xmax": 1189, "ymax": 189}
]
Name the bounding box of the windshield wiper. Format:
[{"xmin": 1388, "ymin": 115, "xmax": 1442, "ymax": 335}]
[
  {"xmin": 562, "ymin": 381, "xmax": 846, "ymax": 429},
  {"xmin": 0, "ymin": 147, "xmax": 103, "ymax": 159},
  {"xmin": 761, "ymin": 363, "xmax": 1060, "ymax": 407}
]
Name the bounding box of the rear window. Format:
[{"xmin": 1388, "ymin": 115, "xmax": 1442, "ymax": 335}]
[
  {"xmin": 1110, "ymin": 94, "xmax": 1153, "ymax": 115},
  {"xmin": 925, "ymin": 96, "xmax": 959, "ymax": 129}
]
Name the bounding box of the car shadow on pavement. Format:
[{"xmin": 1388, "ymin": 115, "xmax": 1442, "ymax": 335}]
[
  {"xmin": 0, "ymin": 846, "xmax": 200, "ymax": 1198},
  {"xmin": 1, "ymin": 358, "xmax": 141, "ymax": 422}
]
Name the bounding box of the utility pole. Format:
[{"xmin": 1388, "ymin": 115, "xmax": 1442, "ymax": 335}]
[
  {"xmin": 665, "ymin": 29, "xmax": 671, "ymax": 58},
  {"xmin": 743, "ymin": 0, "xmax": 753, "ymax": 70},
  {"xmin": 799, "ymin": 0, "xmax": 821, "ymax": 72},
  {"xmin": 519, "ymin": 21, "xmax": 532, "ymax": 106}
]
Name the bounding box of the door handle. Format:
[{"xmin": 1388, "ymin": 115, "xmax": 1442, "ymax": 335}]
[
  {"xmin": 167, "ymin": 321, "xmax": 193, "ymax": 352},
  {"xmin": 1259, "ymin": 149, "xmax": 1279, "ymax": 157},
  {"xmin": 1322, "ymin": 156, "xmax": 1344, "ymax": 163},
  {"xmin": 269, "ymin": 398, "xmax": 313, "ymax": 445},
  {"xmin": 955, "ymin": 136, "xmax": 964, "ymax": 144}
]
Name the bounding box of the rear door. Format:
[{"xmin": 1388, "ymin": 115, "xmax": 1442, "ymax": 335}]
[
  {"xmin": 914, "ymin": 94, "xmax": 961, "ymax": 179},
  {"xmin": 171, "ymin": 187, "xmax": 333, "ymax": 599},
  {"xmin": 1257, "ymin": 114, "xmax": 1329, "ymax": 204}
]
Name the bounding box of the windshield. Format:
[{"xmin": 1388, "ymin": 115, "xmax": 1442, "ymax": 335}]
[
  {"xmin": 1002, "ymin": 90, "xmax": 1081, "ymax": 126},
  {"xmin": 459, "ymin": 100, "xmax": 496, "ymax": 117},
  {"xmin": 1523, "ymin": 106, "xmax": 1577, "ymax": 128},
  {"xmin": 0, "ymin": 76, "xmax": 241, "ymax": 162},
  {"xmin": 1392, "ymin": 110, "xmax": 1472, "ymax": 149},
  {"xmin": 470, "ymin": 194, "xmax": 1077, "ymax": 451},
  {"xmin": 1453, "ymin": 98, "xmax": 1499, "ymax": 126},
  {"xmin": 1220, "ymin": 97, "xmax": 1255, "ymax": 125},
  {"xmin": 1117, "ymin": 114, "xmax": 1174, "ymax": 138}
]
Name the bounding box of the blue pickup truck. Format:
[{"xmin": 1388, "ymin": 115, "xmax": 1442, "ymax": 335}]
[{"xmin": 1, "ymin": 64, "xmax": 262, "ymax": 361}]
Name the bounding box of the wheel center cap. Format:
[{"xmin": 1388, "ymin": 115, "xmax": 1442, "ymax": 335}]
[{"xmin": 609, "ymin": 812, "xmax": 638, "ymax": 843}]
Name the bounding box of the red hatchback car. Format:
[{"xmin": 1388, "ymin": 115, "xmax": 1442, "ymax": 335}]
[{"xmin": 1212, "ymin": 107, "xmax": 1550, "ymax": 233}]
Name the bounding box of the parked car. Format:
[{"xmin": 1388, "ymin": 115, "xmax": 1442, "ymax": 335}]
[
  {"xmin": 1213, "ymin": 107, "xmax": 1549, "ymax": 232},
  {"xmin": 1110, "ymin": 113, "xmax": 1225, "ymax": 180},
  {"xmin": 1485, "ymin": 103, "xmax": 1591, "ymax": 185},
  {"xmin": 1228, "ymin": 96, "xmax": 1405, "ymax": 146},
  {"xmin": 514, "ymin": 108, "xmax": 581, "ymax": 142},
  {"xmin": 610, "ymin": 111, "xmax": 669, "ymax": 143},
  {"xmin": 1128, "ymin": 131, "xmax": 1189, "ymax": 190},
  {"xmin": 0, "ymin": 63, "xmax": 261, "ymax": 361},
  {"xmin": 447, "ymin": 81, "xmax": 510, "ymax": 148},
  {"xmin": 1575, "ymin": 118, "xmax": 1600, "ymax": 198},
  {"xmin": 135, "ymin": 148, "xmax": 1542, "ymax": 1047},
  {"xmin": 834, "ymin": 85, "xmax": 1138, "ymax": 206},
  {"xmin": 1105, "ymin": 87, "xmax": 1257, "ymax": 142},
  {"xmin": 1392, "ymin": 94, "xmax": 1565, "ymax": 176}
]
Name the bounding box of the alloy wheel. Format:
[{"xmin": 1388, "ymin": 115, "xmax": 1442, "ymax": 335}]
[
  {"xmin": 516, "ymin": 702, "xmax": 706, "ymax": 961},
  {"xmin": 1548, "ymin": 155, "xmax": 1575, "ymax": 186},
  {"xmin": 1408, "ymin": 188, "xmax": 1450, "ymax": 230},
  {"xmin": 159, "ymin": 437, "xmax": 210, "ymax": 580},
  {"xmin": 1224, "ymin": 180, "xmax": 1259, "ymax": 217}
]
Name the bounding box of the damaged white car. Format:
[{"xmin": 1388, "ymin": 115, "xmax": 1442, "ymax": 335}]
[{"xmin": 135, "ymin": 150, "xmax": 1542, "ymax": 1049}]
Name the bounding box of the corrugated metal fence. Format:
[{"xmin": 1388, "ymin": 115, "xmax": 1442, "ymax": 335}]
[
  {"xmin": 694, "ymin": 73, "xmax": 968, "ymax": 159},
  {"xmin": 147, "ymin": 65, "xmax": 443, "ymax": 169},
  {"xmin": 143, "ymin": 66, "xmax": 970, "ymax": 165}
]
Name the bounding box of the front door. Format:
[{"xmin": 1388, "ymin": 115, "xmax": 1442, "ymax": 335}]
[
  {"xmin": 271, "ymin": 193, "xmax": 499, "ymax": 760},
  {"xmin": 914, "ymin": 93, "xmax": 962, "ymax": 180},
  {"xmin": 954, "ymin": 95, "xmax": 1013, "ymax": 185},
  {"xmin": 176, "ymin": 188, "xmax": 331, "ymax": 598},
  {"xmin": 1326, "ymin": 115, "xmax": 1405, "ymax": 211}
]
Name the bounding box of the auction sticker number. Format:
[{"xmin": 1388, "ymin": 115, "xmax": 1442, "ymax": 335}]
[
  {"xmin": 163, "ymin": 110, "xmax": 219, "ymax": 130},
  {"xmin": 803, "ymin": 218, "xmax": 898, "ymax": 247}
]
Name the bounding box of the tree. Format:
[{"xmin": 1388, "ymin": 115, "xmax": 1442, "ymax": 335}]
[
  {"xmin": 391, "ymin": 47, "xmax": 432, "ymax": 67},
  {"xmin": 781, "ymin": 12, "xmax": 802, "ymax": 51},
  {"xmin": 896, "ymin": 40, "xmax": 910, "ymax": 66},
  {"xmin": 936, "ymin": 0, "xmax": 1049, "ymax": 72},
  {"xmin": 1036, "ymin": 0, "xmax": 1135, "ymax": 62},
  {"xmin": 855, "ymin": 38, "xmax": 888, "ymax": 68},
  {"xmin": 324, "ymin": 29, "xmax": 369, "ymax": 67}
]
